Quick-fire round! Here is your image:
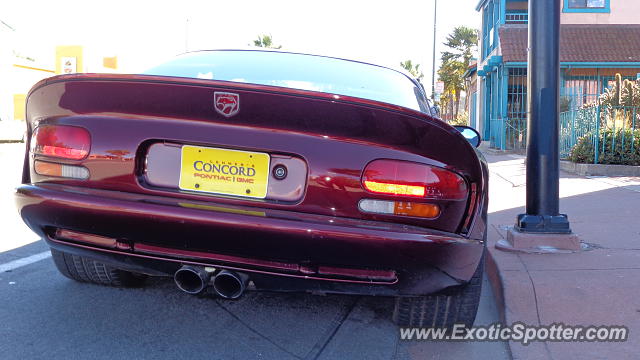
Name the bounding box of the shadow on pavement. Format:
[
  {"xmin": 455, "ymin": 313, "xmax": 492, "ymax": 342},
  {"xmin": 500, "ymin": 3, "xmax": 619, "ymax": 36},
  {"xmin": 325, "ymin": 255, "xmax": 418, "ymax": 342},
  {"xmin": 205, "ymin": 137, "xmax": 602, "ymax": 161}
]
[{"xmin": 485, "ymin": 155, "xmax": 640, "ymax": 359}]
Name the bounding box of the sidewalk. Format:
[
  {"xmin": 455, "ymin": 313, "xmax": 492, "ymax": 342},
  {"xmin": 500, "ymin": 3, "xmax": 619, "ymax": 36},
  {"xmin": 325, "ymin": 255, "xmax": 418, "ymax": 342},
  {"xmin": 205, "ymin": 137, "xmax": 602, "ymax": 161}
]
[
  {"xmin": 0, "ymin": 120, "xmax": 25, "ymax": 142},
  {"xmin": 484, "ymin": 152, "xmax": 640, "ymax": 359}
]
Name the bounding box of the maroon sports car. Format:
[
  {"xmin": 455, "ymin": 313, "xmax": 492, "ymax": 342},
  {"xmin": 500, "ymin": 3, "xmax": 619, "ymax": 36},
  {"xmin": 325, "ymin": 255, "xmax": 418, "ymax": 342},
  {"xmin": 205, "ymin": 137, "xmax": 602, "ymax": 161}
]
[{"xmin": 15, "ymin": 50, "xmax": 487, "ymax": 328}]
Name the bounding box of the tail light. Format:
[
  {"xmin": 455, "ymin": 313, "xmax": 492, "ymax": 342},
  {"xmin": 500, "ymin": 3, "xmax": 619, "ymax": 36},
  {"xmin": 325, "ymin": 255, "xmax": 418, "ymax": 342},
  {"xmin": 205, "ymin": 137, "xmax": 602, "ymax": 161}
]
[
  {"xmin": 34, "ymin": 160, "xmax": 89, "ymax": 179},
  {"xmin": 362, "ymin": 159, "xmax": 467, "ymax": 200},
  {"xmin": 31, "ymin": 125, "xmax": 90, "ymax": 160},
  {"xmin": 358, "ymin": 199, "xmax": 440, "ymax": 219}
]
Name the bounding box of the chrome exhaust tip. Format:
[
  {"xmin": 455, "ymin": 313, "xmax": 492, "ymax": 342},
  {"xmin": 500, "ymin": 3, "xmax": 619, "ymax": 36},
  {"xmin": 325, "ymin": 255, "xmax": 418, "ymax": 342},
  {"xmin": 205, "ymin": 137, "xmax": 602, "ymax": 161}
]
[
  {"xmin": 174, "ymin": 265, "xmax": 212, "ymax": 295},
  {"xmin": 212, "ymin": 270, "xmax": 249, "ymax": 299}
]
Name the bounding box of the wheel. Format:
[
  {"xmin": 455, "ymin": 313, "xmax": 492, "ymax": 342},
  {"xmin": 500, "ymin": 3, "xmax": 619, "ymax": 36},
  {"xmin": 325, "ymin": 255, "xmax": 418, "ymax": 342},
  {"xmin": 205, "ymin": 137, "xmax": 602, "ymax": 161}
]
[
  {"xmin": 51, "ymin": 249, "xmax": 146, "ymax": 287},
  {"xmin": 392, "ymin": 251, "xmax": 484, "ymax": 328}
]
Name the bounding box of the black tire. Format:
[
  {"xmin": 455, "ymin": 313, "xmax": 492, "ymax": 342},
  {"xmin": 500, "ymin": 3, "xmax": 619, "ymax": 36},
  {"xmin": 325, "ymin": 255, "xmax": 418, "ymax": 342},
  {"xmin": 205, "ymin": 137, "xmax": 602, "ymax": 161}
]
[
  {"xmin": 392, "ymin": 252, "xmax": 484, "ymax": 328},
  {"xmin": 51, "ymin": 249, "xmax": 146, "ymax": 287}
]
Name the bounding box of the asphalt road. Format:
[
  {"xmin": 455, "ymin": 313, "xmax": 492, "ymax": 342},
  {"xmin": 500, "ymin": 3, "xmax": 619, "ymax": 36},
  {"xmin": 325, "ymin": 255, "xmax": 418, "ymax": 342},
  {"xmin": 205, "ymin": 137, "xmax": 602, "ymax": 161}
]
[{"xmin": 0, "ymin": 143, "xmax": 511, "ymax": 360}]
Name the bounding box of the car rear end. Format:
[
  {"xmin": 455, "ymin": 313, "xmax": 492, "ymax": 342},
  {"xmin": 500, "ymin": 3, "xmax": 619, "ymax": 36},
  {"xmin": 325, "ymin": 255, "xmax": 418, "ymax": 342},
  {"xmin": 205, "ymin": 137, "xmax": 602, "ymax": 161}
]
[{"xmin": 15, "ymin": 51, "xmax": 487, "ymax": 305}]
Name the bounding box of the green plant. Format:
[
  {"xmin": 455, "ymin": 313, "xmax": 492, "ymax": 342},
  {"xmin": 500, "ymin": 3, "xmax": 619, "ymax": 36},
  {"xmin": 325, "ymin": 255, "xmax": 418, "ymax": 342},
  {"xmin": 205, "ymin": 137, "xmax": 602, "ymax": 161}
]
[
  {"xmin": 438, "ymin": 26, "xmax": 478, "ymax": 120},
  {"xmin": 597, "ymin": 75, "xmax": 640, "ymax": 108},
  {"xmin": 250, "ymin": 34, "xmax": 282, "ymax": 49},
  {"xmin": 399, "ymin": 60, "xmax": 424, "ymax": 81},
  {"xmin": 579, "ymin": 74, "xmax": 640, "ymax": 111},
  {"xmin": 569, "ymin": 129, "xmax": 640, "ymax": 165},
  {"xmin": 568, "ymin": 134, "xmax": 596, "ymax": 163},
  {"xmin": 560, "ymin": 96, "xmax": 571, "ymax": 113},
  {"xmin": 449, "ymin": 111, "xmax": 469, "ymax": 126}
]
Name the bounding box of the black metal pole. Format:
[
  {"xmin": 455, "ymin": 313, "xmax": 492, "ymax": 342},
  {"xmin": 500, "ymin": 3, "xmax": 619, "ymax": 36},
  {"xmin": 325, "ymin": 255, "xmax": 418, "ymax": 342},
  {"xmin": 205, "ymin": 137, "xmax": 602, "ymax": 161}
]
[
  {"xmin": 185, "ymin": 18, "xmax": 190, "ymax": 52},
  {"xmin": 0, "ymin": 19, "xmax": 16, "ymax": 31},
  {"xmin": 431, "ymin": 0, "xmax": 437, "ymax": 100},
  {"xmin": 515, "ymin": 0, "xmax": 571, "ymax": 233}
]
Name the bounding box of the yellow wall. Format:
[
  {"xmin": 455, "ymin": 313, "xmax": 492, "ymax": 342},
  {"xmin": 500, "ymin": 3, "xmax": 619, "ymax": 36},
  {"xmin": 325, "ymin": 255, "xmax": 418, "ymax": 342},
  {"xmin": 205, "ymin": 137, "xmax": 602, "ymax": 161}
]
[
  {"xmin": 55, "ymin": 45, "xmax": 84, "ymax": 74},
  {"xmin": 103, "ymin": 56, "xmax": 118, "ymax": 70},
  {"xmin": 13, "ymin": 94, "xmax": 26, "ymax": 121}
]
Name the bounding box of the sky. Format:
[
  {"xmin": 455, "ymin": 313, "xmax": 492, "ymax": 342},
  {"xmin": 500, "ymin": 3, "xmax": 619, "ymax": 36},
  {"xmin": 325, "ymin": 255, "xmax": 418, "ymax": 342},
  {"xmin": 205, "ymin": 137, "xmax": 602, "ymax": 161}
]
[{"xmin": 1, "ymin": 0, "xmax": 480, "ymax": 92}]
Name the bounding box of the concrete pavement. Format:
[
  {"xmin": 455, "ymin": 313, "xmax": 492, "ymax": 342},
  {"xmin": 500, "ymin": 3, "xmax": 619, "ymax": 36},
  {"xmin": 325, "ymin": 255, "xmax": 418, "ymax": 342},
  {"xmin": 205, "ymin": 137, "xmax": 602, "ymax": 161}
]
[
  {"xmin": 0, "ymin": 251, "xmax": 510, "ymax": 360},
  {"xmin": 485, "ymin": 152, "xmax": 640, "ymax": 359}
]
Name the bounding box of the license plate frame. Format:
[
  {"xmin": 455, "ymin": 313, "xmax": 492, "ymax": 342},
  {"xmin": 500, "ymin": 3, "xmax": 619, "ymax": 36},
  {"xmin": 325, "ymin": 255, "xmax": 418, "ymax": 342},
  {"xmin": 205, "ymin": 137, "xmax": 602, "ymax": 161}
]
[{"xmin": 178, "ymin": 145, "xmax": 270, "ymax": 199}]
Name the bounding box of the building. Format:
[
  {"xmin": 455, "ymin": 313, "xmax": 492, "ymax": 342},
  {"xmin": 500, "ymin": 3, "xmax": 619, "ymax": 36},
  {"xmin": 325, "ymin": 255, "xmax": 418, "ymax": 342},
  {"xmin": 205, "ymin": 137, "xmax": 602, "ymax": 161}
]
[
  {"xmin": 473, "ymin": 0, "xmax": 640, "ymax": 150},
  {"xmin": 463, "ymin": 59, "xmax": 479, "ymax": 129},
  {"xmin": 0, "ymin": 34, "xmax": 118, "ymax": 139}
]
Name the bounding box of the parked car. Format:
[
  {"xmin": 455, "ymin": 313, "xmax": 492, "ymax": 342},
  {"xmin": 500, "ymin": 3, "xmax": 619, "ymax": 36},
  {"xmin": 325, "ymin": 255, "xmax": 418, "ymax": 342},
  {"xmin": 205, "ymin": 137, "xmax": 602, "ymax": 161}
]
[{"xmin": 15, "ymin": 49, "xmax": 487, "ymax": 327}]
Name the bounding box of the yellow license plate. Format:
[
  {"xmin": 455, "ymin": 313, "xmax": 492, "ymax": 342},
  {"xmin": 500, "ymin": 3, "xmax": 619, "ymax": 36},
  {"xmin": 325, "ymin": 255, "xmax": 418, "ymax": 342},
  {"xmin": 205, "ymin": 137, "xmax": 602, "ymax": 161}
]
[{"xmin": 179, "ymin": 145, "xmax": 270, "ymax": 199}]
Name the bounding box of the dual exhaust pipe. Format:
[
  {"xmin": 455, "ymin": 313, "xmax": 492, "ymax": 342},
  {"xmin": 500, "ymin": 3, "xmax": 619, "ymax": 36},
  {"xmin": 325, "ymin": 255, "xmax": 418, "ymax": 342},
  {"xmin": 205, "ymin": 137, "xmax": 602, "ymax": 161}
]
[{"xmin": 174, "ymin": 265, "xmax": 248, "ymax": 299}]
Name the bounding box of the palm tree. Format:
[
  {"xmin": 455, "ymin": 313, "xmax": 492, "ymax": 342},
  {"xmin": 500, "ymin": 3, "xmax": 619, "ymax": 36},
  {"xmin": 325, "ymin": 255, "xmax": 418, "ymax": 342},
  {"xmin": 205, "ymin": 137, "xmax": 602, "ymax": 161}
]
[
  {"xmin": 438, "ymin": 26, "xmax": 478, "ymax": 120},
  {"xmin": 437, "ymin": 59, "xmax": 465, "ymax": 120},
  {"xmin": 442, "ymin": 26, "xmax": 478, "ymax": 67},
  {"xmin": 251, "ymin": 34, "xmax": 282, "ymax": 49},
  {"xmin": 400, "ymin": 60, "xmax": 424, "ymax": 81}
]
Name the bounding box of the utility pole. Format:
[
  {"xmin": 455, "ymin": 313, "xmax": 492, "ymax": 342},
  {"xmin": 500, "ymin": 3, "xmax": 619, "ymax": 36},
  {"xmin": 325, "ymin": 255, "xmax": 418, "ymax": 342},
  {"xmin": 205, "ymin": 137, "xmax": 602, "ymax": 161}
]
[
  {"xmin": 502, "ymin": 0, "xmax": 579, "ymax": 252},
  {"xmin": 0, "ymin": 19, "xmax": 16, "ymax": 32},
  {"xmin": 185, "ymin": 18, "xmax": 190, "ymax": 53},
  {"xmin": 431, "ymin": 0, "xmax": 437, "ymax": 100}
]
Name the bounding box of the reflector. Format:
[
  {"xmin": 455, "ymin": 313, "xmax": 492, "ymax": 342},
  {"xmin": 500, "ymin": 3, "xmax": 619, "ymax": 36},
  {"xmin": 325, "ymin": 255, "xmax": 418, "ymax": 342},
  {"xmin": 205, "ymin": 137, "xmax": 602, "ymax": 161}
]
[
  {"xmin": 393, "ymin": 202, "xmax": 440, "ymax": 218},
  {"xmin": 358, "ymin": 199, "xmax": 440, "ymax": 219},
  {"xmin": 34, "ymin": 160, "xmax": 89, "ymax": 179}
]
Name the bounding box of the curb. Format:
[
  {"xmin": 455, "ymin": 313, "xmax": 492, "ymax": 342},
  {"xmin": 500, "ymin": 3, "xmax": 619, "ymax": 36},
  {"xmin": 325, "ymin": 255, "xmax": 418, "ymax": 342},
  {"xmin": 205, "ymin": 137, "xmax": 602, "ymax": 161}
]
[
  {"xmin": 485, "ymin": 237, "xmax": 555, "ymax": 359},
  {"xmin": 484, "ymin": 246, "xmax": 506, "ymax": 324},
  {"xmin": 560, "ymin": 160, "xmax": 640, "ymax": 177},
  {"xmin": 481, "ymin": 148, "xmax": 520, "ymax": 156}
]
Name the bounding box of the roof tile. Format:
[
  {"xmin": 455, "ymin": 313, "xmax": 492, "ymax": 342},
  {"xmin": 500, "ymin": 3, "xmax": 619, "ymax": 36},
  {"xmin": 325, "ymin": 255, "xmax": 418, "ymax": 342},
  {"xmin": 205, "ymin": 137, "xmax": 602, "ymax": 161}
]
[{"xmin": 499, "ymin": 24, "xmax": 640, "ymax": 63}]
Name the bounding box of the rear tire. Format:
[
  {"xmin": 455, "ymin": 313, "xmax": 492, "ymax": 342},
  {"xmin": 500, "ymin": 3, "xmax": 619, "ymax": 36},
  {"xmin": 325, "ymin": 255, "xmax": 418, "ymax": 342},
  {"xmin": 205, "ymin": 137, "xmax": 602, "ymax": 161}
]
[
  {"xmin": 392, "ymin": 252, "xmax": 484, "ymax": 328},
  {"xmin": 51, "ymin": 249, "xmax": 146, "ymax": 287}
]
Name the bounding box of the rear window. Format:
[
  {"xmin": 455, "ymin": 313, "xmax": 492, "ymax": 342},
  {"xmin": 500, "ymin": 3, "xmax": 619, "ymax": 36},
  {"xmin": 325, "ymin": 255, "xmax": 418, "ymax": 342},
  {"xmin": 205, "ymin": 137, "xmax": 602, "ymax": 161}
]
[{"xmin": 143, "ymin": 50, "xmax": 428, "ymax": 112}]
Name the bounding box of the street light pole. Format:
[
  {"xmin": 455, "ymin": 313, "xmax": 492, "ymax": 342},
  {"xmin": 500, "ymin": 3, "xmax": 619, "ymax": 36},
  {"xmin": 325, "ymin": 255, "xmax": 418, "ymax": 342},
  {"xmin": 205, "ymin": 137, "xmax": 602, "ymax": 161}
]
[
  {"xmin": 431, "ymin": 0, "xmax": 437, "ymax": 100},
  {"xmin": 0, "ymin": 18, "xmax": 16, "ymax": 32},
  {"xmin": 515, "ymin": 0, "xmax": 571, "ymax": 234},
  {"xmin": 185, "ymin": 18, "xmax": 190, "ymax": 53}
]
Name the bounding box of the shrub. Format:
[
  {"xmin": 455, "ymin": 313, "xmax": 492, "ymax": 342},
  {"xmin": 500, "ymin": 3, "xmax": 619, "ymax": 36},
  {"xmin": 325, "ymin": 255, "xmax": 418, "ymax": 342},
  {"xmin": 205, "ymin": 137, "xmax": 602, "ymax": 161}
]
[
  {"xmin": 568, "ymin": 135, "xmax": 595, "ymax": 164},
  {"xmin": 449, "ymin": 111, "xmax": 469, "ymax": 126},
  {"xmin": 569, "ymin": 129, "xmax": 640, "ymax": 165}
]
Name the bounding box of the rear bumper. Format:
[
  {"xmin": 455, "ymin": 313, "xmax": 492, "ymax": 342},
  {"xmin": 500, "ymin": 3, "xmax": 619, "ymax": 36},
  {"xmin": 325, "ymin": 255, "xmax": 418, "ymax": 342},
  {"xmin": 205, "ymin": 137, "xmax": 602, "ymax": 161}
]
[{"xmin": 15, "ymin": 184, "xmax": 484, "ymax": 296}]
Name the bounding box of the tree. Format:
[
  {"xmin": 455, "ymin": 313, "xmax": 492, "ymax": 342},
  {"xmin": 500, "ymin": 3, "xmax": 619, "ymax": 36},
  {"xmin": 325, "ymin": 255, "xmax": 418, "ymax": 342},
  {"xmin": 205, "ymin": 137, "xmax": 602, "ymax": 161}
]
[
  {"xmin": 251, "ymin": 34, "xmax": 282, "ymax": 49},
  {"xmin": 442, "ymin": 26, "xmax": 478, "ymax": 67},
  {"xmin": 399, "ymin": 60, "xmax": 424, "ymax": 81},
  {"xmin": 437, "ymin": 60, "xmax": 465, "ymax": 120},
  {"xmin": 437, "ymin": 26, "xmax": 478, "ymax": 120}
]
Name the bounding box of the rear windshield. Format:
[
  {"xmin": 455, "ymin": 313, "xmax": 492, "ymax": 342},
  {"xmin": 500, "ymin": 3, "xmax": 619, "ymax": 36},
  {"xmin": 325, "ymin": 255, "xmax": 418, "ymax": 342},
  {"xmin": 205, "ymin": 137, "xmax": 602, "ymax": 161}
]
[{"xmin": 143, "ymin": 50, "xmax": 428, "ymax": 112}]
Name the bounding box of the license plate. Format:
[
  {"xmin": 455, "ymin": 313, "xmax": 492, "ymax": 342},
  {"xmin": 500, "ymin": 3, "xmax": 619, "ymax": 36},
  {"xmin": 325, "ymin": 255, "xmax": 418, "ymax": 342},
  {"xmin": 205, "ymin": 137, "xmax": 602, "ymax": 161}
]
[{"xmin": 179, "ymin": 145, "xmax": 270, "ymax": 199}]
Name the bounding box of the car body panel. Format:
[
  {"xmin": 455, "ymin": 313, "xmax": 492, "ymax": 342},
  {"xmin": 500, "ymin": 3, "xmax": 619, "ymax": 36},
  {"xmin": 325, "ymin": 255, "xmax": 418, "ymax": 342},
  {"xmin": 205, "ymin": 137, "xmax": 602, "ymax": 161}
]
[
  {"xmin": 24, "ymin": 75, "xmax": 483, "ymax": 233},
  {"xmin": 17, "ymin": 183, "xmax": 484, "ymax": 295}
]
